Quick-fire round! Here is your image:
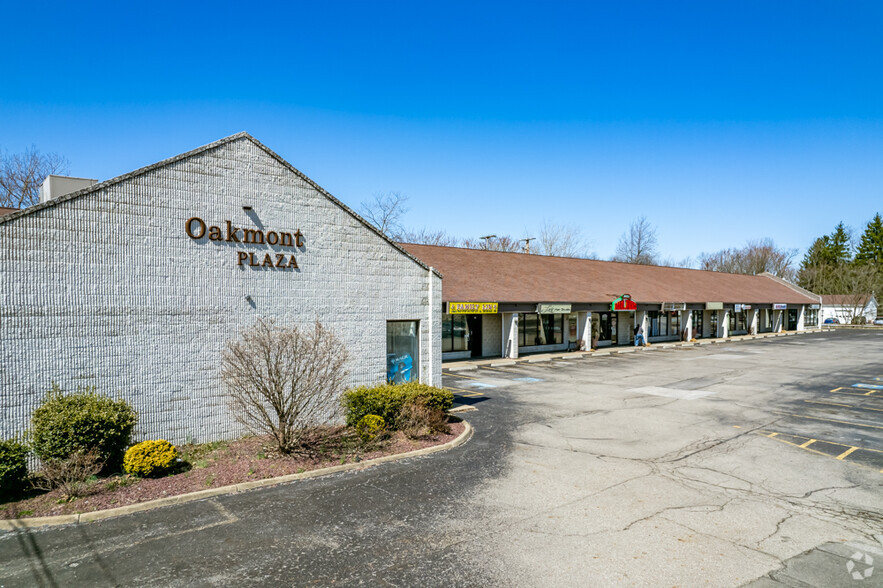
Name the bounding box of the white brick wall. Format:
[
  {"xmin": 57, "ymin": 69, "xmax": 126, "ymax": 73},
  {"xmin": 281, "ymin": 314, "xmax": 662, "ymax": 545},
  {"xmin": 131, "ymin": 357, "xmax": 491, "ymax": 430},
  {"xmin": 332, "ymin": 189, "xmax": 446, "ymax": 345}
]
[{"xmin": 0, "ymin": 135, "xmax": 441, "ymax": 445}]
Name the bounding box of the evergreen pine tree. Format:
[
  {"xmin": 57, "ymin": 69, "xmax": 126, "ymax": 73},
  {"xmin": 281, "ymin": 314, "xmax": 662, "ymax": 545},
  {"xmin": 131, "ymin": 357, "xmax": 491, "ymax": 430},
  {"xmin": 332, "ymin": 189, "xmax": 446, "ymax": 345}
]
[
  {"xmin": 855, "ymin": 213, "xmax": 883, "ymax": 265},
  {"xmin": 828, "ymin": 222, "xmax": 852, "ymax": 264}
]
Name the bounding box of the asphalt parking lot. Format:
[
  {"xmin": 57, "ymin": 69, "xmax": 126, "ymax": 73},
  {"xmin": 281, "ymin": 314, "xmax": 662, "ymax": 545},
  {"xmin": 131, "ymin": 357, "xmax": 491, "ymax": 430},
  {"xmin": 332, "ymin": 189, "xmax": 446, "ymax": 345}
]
[
  {"xmin": 444, "ymin": 333, "xmax": 883, "ymax": 475},
  {"xmin": 2, "ymin": 330, "xmax": 881, "ymax": 587}
]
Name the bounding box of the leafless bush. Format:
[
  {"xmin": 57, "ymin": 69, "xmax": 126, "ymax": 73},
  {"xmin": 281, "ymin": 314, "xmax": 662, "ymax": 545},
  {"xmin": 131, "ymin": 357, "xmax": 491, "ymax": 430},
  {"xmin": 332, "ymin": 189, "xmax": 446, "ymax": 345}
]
[
  {"xmin": 33, "ymin": 450, "xmax": 103, "ymax": 500},
  {"xmin": 398, "ymin": 401, "xmax": 450, "ymax": 439},
  {"xmin": 221, "ymin": 319, "xmax": 350, "ymax": 454}
]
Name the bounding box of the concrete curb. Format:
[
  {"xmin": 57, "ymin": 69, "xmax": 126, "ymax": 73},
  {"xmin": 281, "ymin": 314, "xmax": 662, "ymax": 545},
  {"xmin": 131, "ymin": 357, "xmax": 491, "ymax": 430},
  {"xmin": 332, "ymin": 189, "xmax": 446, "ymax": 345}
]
[{"xmin": 0, "ymin": 419, "xmax": 474, "ymax": 531}]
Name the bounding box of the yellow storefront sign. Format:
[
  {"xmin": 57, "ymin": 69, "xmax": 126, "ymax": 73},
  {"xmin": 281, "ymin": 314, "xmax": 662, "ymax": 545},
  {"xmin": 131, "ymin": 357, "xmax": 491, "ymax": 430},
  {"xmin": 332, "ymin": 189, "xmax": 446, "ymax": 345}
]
[{"xmin": 448, "ymin": 302, "xmax": 499, "ymax": 314}]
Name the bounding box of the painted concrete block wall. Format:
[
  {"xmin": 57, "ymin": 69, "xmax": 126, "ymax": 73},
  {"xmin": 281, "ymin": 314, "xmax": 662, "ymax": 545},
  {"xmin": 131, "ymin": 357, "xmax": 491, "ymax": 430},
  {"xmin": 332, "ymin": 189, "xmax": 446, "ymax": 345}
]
[
  {"xmin": 482, "ymin": 314, "xmax": 502, "ymax": 357},
  {"xmin": 0, "ymin": 136, "xmax": 440, "ymax": 445}
]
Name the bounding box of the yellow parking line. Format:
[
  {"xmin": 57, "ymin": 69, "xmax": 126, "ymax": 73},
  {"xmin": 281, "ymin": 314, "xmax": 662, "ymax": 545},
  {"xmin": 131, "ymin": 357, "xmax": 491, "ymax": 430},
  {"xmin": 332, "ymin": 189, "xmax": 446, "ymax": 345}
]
[
  {"xmin": 775, "ymin": 412, "xmax": 883, "ymax": 430},
  {"xmin": 758, "ymin": 430, "xmax": 883, "ymax": 454},
  {"xmin": 803, "ymin": 399, "xmax": 883, "ymax": 413},
  {"xmin": 799, "ymin": 439, "xmax": 817, "ymax": 448},
  {"xmin": 836, "ymin": 447, "xmax": 859, "ymax": 460},
  {"xmin": 828, "ymin": 388, "xmax": 881, "ymax": 397}
]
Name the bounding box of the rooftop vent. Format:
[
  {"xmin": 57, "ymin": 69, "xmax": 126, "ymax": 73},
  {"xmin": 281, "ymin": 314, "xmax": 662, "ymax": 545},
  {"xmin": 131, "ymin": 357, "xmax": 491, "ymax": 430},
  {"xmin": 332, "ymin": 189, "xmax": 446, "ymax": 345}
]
[{"xmin": 39, "ymin": 175, "xmax": 98, "ymax": 204}]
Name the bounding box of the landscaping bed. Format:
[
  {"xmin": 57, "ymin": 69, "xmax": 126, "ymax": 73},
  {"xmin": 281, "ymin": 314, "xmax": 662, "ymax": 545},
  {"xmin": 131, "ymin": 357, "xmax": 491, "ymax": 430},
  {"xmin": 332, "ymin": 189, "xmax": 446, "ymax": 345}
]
[{"xmin": 2, "ymin": 421, "xmax": 464, "ymax": 520}]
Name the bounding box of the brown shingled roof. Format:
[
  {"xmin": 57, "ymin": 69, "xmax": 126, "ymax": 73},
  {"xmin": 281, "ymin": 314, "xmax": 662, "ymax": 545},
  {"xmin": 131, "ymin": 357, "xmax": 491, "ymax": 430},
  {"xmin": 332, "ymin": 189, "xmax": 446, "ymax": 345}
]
[
  {"xmin": 401, "ymin": 244, "xmax": 818, "ymax": 305},
  {"xmin": 821, "ymin": 294, "xmax": 874, "ymax": 306}
]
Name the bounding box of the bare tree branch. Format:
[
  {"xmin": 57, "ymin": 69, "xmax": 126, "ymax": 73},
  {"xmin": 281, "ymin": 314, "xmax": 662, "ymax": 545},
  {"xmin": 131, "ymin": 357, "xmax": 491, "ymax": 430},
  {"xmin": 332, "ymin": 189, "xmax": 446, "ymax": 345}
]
[
  {"xmin": 613, "ymin": 216, "xmax": 659, "ymax": 265},
  {"xmin": 359, "ymin": 191, "xmax": 409, "ymax": 238},
  {"xmin": 535, "ymin": 220, "xmax": 593, "ymax": 257},
  {"xmin": 699, "ymin": 238, "xmax": 797, "ymax": 278},
  {"xmin": 221, "ymin": 319, "xmax": 350, "ymax": 454},
  {"xmin": 0, "ymin": 146, "xmax": 69, "ymax": 209}
]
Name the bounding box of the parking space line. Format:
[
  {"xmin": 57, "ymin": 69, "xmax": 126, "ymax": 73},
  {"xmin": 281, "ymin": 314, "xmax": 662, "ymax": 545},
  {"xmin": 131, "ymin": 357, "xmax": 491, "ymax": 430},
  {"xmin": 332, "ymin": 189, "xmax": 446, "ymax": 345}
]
[
  {"xmin": 836, "ymin": 447, "xmax": 859, "ymax": 460},
  {"xmin": 445, "ymin": 385, "xmax": 486, "ymax": 399},
  {"xmin": 759, "ymin": 430, "xmax": 883, "ymax": 454},
  {"xmin": 799, "ymin": 439, "xmax": 817, "ymax": 448},
  {"xmin": 803, "ymin": 399, "xmax": 883, "ymax": 413},
  {"xmin": 754, "ymin": 430, "xmax": 883, "ymax": 473},
  {"xmin": 774, "ymin": 412, "xmax": 883, "ymax": 430},
  {"xmin": 828, "ymin": 387, "xmax": 880, "ymax": 397}
]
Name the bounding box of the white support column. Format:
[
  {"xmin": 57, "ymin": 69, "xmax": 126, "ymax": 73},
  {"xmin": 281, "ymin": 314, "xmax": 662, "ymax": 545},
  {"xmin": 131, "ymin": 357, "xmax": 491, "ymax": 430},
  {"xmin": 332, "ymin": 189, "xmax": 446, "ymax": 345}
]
[
  {"xmin": 773, "ymin": 310, "xmax": 783, "ymax": 333},
  {"xmin": 797, "ymin": 306, "xmax": 806, "ymax": 331},
  {"xmin": 639, "ymin": 311, "xmax": 649, "ymax": 346},
  {"xmin": 425, "ymin": 267, "xmax": 442, "ymax": 387},
  {"xmin": 503, "ymin": 312, "xmax": 519, "ymax": 358},
  {"xmin": 719, "ymin": 311, "xmax": 729, "ymax": 338},
  {"xmin": 680, "ymin": 310, "xmax": 692, "ymax": 341},
  {"xmin": 748, "ymin": 309, "xmax": 759, "ymax": 335},
  {"xmin": 577, "ymin": 311, "xmax": 590, "ymax": 350}
]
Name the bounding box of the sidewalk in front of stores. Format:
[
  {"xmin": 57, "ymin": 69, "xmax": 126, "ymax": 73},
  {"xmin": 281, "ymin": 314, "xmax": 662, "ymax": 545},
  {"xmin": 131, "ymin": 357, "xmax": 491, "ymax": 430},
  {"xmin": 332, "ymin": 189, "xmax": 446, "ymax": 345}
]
[{"xmin": 443, "ymin": 328, "xmax": 832, "ymax": 371}]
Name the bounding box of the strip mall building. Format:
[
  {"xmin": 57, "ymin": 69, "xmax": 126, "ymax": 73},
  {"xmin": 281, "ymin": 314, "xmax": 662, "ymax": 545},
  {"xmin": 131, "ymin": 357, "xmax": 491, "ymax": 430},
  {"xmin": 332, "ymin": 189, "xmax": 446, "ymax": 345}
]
[
  {"xmin": 401, "ymin": 244, "xmax": 822, "ymax": 361},
  {"xmin": 0, "ymin": 133, "xmax": 822, "ymax": 445}
]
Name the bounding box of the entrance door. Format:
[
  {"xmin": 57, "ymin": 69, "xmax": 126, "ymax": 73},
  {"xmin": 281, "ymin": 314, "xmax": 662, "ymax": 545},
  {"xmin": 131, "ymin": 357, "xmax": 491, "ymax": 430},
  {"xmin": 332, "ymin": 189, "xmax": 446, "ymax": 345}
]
[
  {"xmin": 787, "ymin": 309, "xmax": 798, "ymax": 331},
  {"xmin": 467, "ymin": 315, "xmax": 483, "ymax": 357}
]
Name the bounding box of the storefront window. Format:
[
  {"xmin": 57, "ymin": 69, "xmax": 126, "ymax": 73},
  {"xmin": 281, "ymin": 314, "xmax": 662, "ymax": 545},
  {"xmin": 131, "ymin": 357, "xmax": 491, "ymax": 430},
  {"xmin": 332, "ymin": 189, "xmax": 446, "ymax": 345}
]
[
  {"xmin": 600, "ymin": 312, "xmax": 612, "ymax": 340},
  {"xmin": 387, "ymin": 321, "xmax": 419, "ymax": 383},
  {"xmin": 669, "ymin": 312, "xmax": 680, "ymax": 336},
  {"xmin": 729, "ymin": 311, "xmax": 746, "ymax": 332},
  {"xmin": 710, "ymin": 311, "xmax": 718, "ymax": 335},
  {"xmin": 519, "ymin": 313, "xmax": 565, "ymax": 347},
  {"xmin": 805, "ymin": 309, "xmax": 818, "ymax": 327},
  {"xmin": 441, "ymin": 314, "xmax": 469, "ymax": 352},
  {"xmin": 648, "ymin": 311, "xmax": 659, "ymax": 337},
  {"xmin": 693, "ymin": 311, "xmax": 703, "ymax": 338}
]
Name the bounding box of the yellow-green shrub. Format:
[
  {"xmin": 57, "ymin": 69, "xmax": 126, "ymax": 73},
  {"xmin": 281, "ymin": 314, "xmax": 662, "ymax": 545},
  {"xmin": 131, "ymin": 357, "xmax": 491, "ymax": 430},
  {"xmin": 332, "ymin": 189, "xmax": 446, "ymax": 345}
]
[
  {"xmin": 343, "ymin": 382, "xmax": 453, "ymax": 429},
  {"xmin": 355, "ymin": 414, "xmax": 386, "ymax": 441},
  {"xmin": 123, "ymin": 440, "xmax": 178, "ymax": 477},
  {"xmin": 30, "ymin": 384, "xmax": 137, "ymax": 470}
]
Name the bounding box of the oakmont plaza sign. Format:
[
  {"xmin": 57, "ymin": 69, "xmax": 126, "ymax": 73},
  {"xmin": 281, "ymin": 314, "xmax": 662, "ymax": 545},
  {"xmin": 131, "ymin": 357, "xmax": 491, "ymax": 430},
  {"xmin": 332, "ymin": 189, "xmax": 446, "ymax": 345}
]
[{"xmin": 185, "ymin": 216, "xmax": 304, "ymax": 269}]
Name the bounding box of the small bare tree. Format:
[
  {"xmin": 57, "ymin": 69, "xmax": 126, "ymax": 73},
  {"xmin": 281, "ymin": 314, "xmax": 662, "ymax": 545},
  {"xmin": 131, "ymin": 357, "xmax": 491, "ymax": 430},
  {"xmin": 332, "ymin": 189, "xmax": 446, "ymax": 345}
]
[
  {"xmin": 397, "ymin": 227, "xmax": 460, "ymax": 246},
  {"xmin": 222, "ymin": 319, "xmax": 350, "ymax": 454},
  {"xmin": 359, "ymin": 191, "xmax": 409, "ymax": 238},
  {"xmin": 0, "ymin": 146, "xmax": 69, "ymax": 209},
  {"xmin": 535, "ymin": 220, "xmax": 593, "ymax": 258},
  {"xmin": 699, "ymin": 238, "xmax": 797, "ymax": 278},
  {"xmin": 613, "ymin": 216, "xmax": 659, "ymax": 265}
]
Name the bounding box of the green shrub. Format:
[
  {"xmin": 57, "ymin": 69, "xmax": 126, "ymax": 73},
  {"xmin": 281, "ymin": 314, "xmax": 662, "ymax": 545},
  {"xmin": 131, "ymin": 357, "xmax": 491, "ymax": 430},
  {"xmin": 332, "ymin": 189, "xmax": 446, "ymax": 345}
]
[
  {"xmin": 0, "ymin": 439, "xmax": 28, "ymax": 501},
  {"xmin": 30, "ymin": 384, "xmax": 137, "ymax": 470},
  {"xmin": 123, "ymin": 440, "xmax": 178, "ymax": 477},
  {"xmin": 354, "ymin": 415, "xmax": 386, "ymax": 441},
  {"xmin": 343, "ymin": 382, "xmax": 453, "ymax": 429}
]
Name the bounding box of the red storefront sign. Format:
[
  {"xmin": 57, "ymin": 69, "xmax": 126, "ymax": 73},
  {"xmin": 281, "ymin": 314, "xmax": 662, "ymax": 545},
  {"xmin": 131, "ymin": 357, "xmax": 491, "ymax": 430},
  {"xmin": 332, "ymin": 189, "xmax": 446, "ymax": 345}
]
[{"xmin": 611, "ymin": 294, "xmax": 637, "ymax": 311}]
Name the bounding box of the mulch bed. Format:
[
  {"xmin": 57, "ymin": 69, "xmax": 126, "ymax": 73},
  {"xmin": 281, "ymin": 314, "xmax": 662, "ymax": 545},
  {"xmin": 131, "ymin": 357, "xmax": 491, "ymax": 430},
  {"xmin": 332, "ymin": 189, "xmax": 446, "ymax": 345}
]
[{"xmin": 2, "ymin": 421, "xmax": 464, "ymax": 520}]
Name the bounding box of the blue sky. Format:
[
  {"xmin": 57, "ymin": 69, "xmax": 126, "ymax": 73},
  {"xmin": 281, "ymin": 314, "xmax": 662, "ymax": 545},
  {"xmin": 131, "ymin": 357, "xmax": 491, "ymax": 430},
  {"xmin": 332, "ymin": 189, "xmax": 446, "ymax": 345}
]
[{"xmin": 3, "ymin": 1, "xmax": 881, "ymax": 262}]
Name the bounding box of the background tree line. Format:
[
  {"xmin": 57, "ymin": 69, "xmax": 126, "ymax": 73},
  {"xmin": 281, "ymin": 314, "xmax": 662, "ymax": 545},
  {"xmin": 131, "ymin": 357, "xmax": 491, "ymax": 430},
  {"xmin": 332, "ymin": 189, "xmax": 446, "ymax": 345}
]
[
  {"xmin": 796, "ymin": 216, "xmax": 883, "ymax": 315},
  {"xmin": 4, "ymin": 146, "xmax": 879, "ymax": 307}
]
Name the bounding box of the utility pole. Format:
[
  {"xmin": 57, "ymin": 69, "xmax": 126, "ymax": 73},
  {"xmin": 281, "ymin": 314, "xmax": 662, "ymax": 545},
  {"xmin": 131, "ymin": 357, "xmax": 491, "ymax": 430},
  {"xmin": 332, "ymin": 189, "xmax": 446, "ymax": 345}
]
[{"xmin": 521, "ymin": 237, "xmax": 535, "ymax": 254}]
